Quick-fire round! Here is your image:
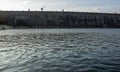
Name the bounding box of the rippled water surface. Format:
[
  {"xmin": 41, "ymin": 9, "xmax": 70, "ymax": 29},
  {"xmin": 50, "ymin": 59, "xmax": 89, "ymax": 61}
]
[{"xmin": 0, "ymin": 29, "xmax": 120, "ymax": 72}]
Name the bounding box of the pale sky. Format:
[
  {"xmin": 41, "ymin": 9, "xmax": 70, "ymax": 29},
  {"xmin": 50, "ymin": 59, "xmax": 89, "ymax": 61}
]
[{"xmin": 0, "ymin": 0, "xmax": 120, "ymax": 13}]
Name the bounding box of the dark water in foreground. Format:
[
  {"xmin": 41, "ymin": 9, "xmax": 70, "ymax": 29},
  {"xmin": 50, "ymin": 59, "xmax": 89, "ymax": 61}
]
[{"xmin": 0, "ymin": 29, "xmax": 120, "ymax": 72}]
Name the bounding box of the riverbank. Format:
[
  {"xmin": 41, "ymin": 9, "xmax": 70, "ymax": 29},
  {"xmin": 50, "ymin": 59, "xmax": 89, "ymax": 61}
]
[
  {"xmin": 0, "ymin": 25, "xmax": 31, "ymax": 30},
  {"xmin": 0, "ymin": 25, "xmax": 13, "ymax": 30}
]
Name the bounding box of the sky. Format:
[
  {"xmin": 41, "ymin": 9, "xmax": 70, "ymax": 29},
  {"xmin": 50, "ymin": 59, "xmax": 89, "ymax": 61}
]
[{"xmin": 0, "ymin": 0, "xmax": 120, "ymax": 13}]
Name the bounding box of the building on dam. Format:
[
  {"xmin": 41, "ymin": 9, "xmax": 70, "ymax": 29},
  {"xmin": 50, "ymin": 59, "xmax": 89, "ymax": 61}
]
[{"xmin": 0, "ymin": 11, "xmax": 120, "ymax": 28}]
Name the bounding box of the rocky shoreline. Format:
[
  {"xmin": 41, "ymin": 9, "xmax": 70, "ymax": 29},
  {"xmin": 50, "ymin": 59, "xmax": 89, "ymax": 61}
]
[
  {"xmin": 0, "ymin": 25, "xmax": 13, "ymax": 30},
  {"xmin": 0, "ymin": 25, "xmax": 31, "ymax": 30}
]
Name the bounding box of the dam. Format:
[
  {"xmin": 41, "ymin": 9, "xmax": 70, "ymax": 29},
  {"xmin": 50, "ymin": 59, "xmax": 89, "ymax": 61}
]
[
  {"xmin": 0, "ymin": 11, "xmax": 120, "ymax": 28},
  {"xmin": 0, "ymin": 11, "xmax": 120, "ymax": 72}
]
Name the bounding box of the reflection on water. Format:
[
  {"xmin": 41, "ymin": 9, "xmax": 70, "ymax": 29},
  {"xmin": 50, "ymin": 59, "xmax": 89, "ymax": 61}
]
[
  {"xmin": 0, "ymin": 28, "xmax": 120, "ymax": 35},
  {"xmin": 0, "ymin": 29, "xmax": 120, "ymax": 72}
]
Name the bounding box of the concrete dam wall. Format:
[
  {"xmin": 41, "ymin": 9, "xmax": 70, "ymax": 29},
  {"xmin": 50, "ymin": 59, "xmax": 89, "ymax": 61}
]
[{"xmin": 0, "ymin": 11, "xmax": 120, "ymax": 28}]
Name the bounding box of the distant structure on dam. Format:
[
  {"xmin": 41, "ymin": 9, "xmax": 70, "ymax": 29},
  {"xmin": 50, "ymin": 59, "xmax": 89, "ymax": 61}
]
[{"xmin": 0, "ymin": 11, "xmax": 120, "ymax": 28}]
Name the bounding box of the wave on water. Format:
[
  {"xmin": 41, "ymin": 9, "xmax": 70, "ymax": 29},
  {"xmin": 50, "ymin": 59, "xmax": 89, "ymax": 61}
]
[{"xmin": 0, "ymin": 32, "xmax": 120, "ymax": 72}]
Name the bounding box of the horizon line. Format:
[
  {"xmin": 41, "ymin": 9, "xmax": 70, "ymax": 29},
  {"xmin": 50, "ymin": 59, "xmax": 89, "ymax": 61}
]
[{"xmin": 0, "ymin": 10, "xmax": 119, "ymax": 14}]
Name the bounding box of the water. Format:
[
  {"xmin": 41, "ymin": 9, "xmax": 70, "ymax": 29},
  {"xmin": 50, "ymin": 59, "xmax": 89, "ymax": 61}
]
[
  {"xmin": 0, "ymin": 28, "xmax": 120, "ymax": 35},
  {"xmin": 0, "ymin": 29, "xmax": 120, "ymax": 72}
]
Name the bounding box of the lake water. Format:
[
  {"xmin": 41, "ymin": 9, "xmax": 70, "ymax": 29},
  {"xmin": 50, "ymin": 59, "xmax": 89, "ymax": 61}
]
[{"xmin": 0, "ymin": 29, "xmax": 120, "ymax": 72}]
